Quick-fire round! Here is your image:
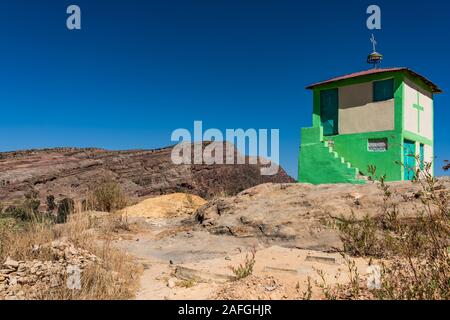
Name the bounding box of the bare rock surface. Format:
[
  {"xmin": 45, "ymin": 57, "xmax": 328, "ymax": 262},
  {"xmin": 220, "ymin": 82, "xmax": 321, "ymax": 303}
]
[
  {"xmin": 195, "ymin": 178, "xmax": 450, "ymax": 251},
  {"xmin": 0, "ymin": 143, "xmax": 294, "ymax": 205}
]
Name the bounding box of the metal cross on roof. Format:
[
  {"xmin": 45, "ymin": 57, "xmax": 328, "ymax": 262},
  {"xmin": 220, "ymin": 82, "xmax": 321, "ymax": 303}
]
[
  {"xmin": 367, "ymin": 34, "xmax": 382, "ymax": 68},
  {"xmin": 370, "ymin": 34, "xmax": 377, "ymax": 52}
]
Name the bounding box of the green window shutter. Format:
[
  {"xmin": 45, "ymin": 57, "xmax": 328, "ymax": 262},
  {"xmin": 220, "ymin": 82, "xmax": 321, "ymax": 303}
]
[
  {"xmin": 320, "ymin": 89, "xmax": 339, "ymax": 136},
  {"xmin": 373, "ymin": 79, "xmax": 394, "ymax": 102}
]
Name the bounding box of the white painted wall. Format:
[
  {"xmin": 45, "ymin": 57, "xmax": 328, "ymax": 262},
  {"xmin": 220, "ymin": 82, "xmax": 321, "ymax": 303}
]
[
  {"xmin": 403, "ymin": 79, "xmax": 433, "ymax": 141},
  {"xmin": 424, "ymin": 144, "xmax": 434, "ymax": 175}
]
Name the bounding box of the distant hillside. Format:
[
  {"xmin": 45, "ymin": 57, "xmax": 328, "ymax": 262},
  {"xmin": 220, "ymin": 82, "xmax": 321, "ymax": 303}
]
[{"xmin": 0, "ymin": 143, "xmax": 294, "ymax": 205}]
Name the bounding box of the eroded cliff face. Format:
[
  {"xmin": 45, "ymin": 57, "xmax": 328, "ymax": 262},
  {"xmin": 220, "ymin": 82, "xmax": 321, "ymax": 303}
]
[{"xmin": 0, "ymin": 143, "xmax": 294, "ymax": 205}]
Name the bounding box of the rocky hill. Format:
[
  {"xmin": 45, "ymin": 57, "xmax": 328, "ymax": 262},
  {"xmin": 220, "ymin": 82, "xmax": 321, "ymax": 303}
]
[{"xmin": 0, "ymin": 143, "xmax": 294, "ymax": 205}]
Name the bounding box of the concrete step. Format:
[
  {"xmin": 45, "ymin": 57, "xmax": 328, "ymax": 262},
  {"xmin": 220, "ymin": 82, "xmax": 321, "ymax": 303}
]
[{"xmin": 322, "ymin": 141, "xmax": 365, "ymax": 183}]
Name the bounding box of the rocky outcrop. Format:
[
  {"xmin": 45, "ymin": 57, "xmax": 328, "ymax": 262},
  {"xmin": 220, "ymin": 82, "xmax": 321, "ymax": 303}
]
[
  {"xmin": 0, "ymin": 143, "xmax": 294, "ymax": 205},
  {"xmin": 195, "ymin": 178, "xmax": 450, "ymax": 251}
]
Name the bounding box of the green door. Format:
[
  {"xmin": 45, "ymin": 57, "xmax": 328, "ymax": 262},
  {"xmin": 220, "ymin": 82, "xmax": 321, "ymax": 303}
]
[
  {"xmin": 320, "ymin": 89, "xmax": 338, "ymax": 136},
  {"xmin": 403, "ymin": 139, "xmax": 416, "ymax": 180}
]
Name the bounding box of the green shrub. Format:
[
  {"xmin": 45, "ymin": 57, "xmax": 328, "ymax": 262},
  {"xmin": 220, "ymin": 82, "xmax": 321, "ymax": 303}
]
[
  {"xmin": 4, "ymin": 205, "xmax": 29, "ymax": 221},
  {"xmin": 57, "ymin": 198, "xmax": 75, "ymax": 224},
  {"xmin": 46, "ymin": 195, "xmax": 56, "ymax": 212},
  {"xmin": 229, "ymin": 247, "xmax": 256, "ymax": 280}
]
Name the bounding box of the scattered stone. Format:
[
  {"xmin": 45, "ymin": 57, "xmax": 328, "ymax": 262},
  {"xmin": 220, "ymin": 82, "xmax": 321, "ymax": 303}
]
[
  {"xmin": 264, "ymin": 285, "xmax": 278, "ymax": 292},
  {"xmin": 0, "ymin": 269, "xmax": 13, "ymax": 275},
  {"xmin": 17, "ymin": 265, "xmax": 27, "ymax": 273},
  {"xmin": 8, "ymin": 277, "xmax": 18, "ymax": 286},
  {"xmin": 305, "ymin": 255, "xmax": 337, "ymax": 265},
  {"xmin": 175, "ymin": 266, "xmax": 234, "ymax": 283},
  {"xmin": 0, "ymin": 239, "xmax": 101, "ymax": 300},
  {"xmin": 214, "ymin": 275, "xmax": 302, "ymax": 300},
  {"xmin": 167, "ymin": 278, "xmax": 177, "ymax": 288},
  {"xmin": 3, "ymin": 257, "xmax": 19, "ymax": 269},
  {"xmin": 262, "ymin": 266, "xmax": 298, "ymax": 275},
  {"xmin": 49, "ymin": 276, "xmax": 60, "ymax": 288}
]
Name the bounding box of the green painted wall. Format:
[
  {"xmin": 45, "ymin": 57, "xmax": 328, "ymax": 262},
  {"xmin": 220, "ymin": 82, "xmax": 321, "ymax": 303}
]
[
  {"xmin": 326, "ymin": 131, "xmax": 403, "ymax": 181},
  {"xmin": 298, "ymin": 127, "xmax": 365, "ymax": 184}
]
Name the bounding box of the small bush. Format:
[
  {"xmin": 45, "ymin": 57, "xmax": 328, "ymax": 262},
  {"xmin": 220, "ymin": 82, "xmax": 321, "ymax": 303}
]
[
  {"xmin": 85, "ymin": 180, "xmax": 128, "ymax": 213},
  {"xmin": 5, "ymin": 205, "xmax": 31, "ymax": 221},
  {"xmin": 57, "ymin": 198, "xmax": 74, "ymax": 224},
  {"xmin": 46, "ymin": 195, "xmax": 56, "ymax": 212},
  {"xmin": 176, "ymin": 279, "xmax": 196, "ymax": 288},
  {"xmin": 102, "ymin": 213, "xmax": 131, "ymax": 234},
  {"xmin": 11, "ymin": 190, "xmax": 42, "ymax": 221},
  {"xmin": 335, "ymin": 213, "xmax": 382, "ymax": 257},
  {"xmin": 333, "ymin": 157, "xmax": 449, "ymax": 300},
  {"xmin": 229, "ymin": 247, "xmax": 256, "ymax": 280}
]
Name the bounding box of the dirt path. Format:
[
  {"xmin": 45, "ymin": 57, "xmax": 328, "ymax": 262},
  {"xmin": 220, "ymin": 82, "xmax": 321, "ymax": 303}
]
[
  {"xmin": 114, "ymin": 216, "xmax": 371, "ymax": 300},
  {"xmin": 113, "ymin": 217, "xmax": 257, "ymax": 299}
]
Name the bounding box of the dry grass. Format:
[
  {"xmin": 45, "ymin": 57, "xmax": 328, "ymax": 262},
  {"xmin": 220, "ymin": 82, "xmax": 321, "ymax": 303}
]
[
  {"xmin": 327, "ymin": 159, "xmax": 449, "ymax": 300},
  {"xmin": 0, "ymin": 209, "xmax": 140, "ymax": 300},
  {"xmin": 176, "ymin": 279, "xmax": 196, "ymax": 288},
  {"xmin": 84, "ymin": 179, "xmax": 129, "ymax": 213}
]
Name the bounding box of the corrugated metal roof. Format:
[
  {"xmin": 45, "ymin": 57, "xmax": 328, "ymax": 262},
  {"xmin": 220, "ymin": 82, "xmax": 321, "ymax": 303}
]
[{"xmin": 306, "ymin": 67, "xmax": 442, "ymax": 93}]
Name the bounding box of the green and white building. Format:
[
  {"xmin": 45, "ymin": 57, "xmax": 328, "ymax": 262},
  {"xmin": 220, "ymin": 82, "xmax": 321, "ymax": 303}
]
[{"xmin": 298, "ymin": 67, "xmax": 441, "ymax": 184}]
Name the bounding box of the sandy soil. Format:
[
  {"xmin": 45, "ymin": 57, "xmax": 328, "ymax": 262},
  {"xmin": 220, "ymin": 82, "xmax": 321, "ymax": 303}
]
[
  {"xmin": 114, "ymin": 215, "xmax": 371, "ymax": 300},
  {"xmin": 119, "ymin": 193, "xmax": 206, "ymax": 218}
]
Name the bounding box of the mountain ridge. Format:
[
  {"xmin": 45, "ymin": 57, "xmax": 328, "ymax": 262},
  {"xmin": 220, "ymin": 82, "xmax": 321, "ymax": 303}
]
[{"xmin": 0, "ymin": 143, "xmax": 294, "ymax": 205}]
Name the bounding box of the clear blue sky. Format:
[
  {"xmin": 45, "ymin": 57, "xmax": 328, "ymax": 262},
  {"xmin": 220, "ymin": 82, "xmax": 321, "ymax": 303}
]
[{"xmin": 0, "ymin": 0, "xmax": 449, "ymax": 178}]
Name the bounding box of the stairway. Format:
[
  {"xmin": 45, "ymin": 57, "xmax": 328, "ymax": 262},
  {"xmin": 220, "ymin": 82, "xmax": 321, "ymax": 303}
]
[
  {"xmin": 323, "ymin": 141, "xmax": 365, "ymax": 183},
  {"xmin": 298, "ymin": 139, "xmax": 366, "ymax": 184}
]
